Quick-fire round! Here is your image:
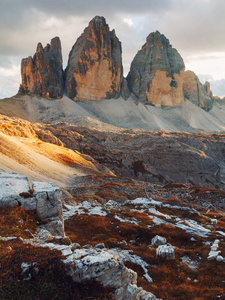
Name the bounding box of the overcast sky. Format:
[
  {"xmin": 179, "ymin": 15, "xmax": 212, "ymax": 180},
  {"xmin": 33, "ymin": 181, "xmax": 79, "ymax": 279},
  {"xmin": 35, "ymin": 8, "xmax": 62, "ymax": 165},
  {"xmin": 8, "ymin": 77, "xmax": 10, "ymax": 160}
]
[{"xmin": 1, "ymin": 0, "xmax": 225, "ymax": 98}]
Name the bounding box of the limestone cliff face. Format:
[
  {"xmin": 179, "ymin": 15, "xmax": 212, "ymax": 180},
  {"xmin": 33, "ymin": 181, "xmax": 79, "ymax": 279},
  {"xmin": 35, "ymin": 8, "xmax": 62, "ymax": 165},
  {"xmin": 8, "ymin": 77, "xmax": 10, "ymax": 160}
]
[
  {"xmin": 127, "ymin": 31, "xmax": 185, "ymax": 106},
  {"xmin": 183, "ymin": 71, "xmax": 214, "ymax": 111},
  {"xmin": 65, "ymin": 16, "xmax": 124, "ymax": 101},
  {"xmin": 18, "ymin": 37, "xmax": 64, "ymax": 99}
]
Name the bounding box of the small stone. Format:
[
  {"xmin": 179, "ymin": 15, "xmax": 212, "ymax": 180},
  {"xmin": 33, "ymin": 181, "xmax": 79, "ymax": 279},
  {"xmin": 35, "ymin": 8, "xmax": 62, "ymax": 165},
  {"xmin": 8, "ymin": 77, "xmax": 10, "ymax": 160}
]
[
  {"xmin": 204, "ymin": 241, "xmax": 211, "ymax": 246},
  {"xmin": 216, "ymin": 256, "xmax": 223, "ymax": 262},
  {"xmin": 61, "ymin": 236, "xmax": 72, "ymax": 245},
  {"xmin": 24, "ymin": 229, "xmax": 34, "ymax": 238},
  {"xmin": 54, "ymin": 235, "xmax": 71, "ymax": 245},
  {"xmin": 82, "ymin": 244, "xmax": 92, "ymax": 249},
  {"xmin": 71, "ymin": 243, "xmax": 81, "ymax": 251},
  {"xmin": 190, "ymin": 237, "xmax": 197, "ymax": 242},
  {"xmin": 151, "ymin": 235, "xmax": 167, "ymax": 247},
  {"xmin": 211, "ymin": 219, "xmax": 217, "ymax": 225},
  {"xmin": 44, "ymin": 220, "xmax": 64, "ymax": 237},
  {"xmin": 94, "ymin": 243, "xmax": 105, "ymax": 249}
]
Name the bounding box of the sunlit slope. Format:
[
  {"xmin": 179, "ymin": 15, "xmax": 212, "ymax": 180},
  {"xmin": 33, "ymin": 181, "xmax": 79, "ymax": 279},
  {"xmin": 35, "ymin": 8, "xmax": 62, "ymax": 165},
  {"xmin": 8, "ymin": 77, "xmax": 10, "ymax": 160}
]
[{"xmin": 0, "ymin": 115, "xmax": 114, "ymax": 186}]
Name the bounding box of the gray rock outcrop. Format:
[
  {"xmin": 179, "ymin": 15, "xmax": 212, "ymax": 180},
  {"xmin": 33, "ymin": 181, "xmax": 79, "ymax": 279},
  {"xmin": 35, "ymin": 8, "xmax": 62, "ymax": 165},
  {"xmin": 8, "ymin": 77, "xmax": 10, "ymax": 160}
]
[
  {"xmin": 18, "ymin": 37, "xmax": 64, "ymax": 99},
  {"xmin": 65, "ymin": 16, "xmax": 124, "ymax": 101},
  {"xmin": 0, "ymin": 173, "xmax": 64, "ymax": 236},
  {"xmin": 183, "ymin": 70, "xmax": 214, "ymax": 111},
  {"xmin": 65, "ymin": 248, "xmax": 157, "ymax": 300},
  {"xmin": 127, "ymin": 30, "xmax": 185, "ymax": 106}
]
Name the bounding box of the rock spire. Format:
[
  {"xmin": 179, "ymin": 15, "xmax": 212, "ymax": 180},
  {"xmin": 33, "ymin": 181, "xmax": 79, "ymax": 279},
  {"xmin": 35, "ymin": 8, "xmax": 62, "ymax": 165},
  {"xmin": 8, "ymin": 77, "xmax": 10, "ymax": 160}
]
[
  {"xmin": 18, "ymin": 37, "xmax": 64, "ymax": 99},
  {"xmin": 65, "ymin": 16, "xmax": 124, "ymax": 101},
  {"xmin": 183, "ymin": 70, "xmax": 214, "ymax": 111}
]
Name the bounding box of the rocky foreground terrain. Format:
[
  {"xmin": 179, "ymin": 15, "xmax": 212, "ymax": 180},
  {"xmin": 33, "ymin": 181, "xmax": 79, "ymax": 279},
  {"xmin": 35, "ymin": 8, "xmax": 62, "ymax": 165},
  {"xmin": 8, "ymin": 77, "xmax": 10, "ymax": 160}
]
[
  {"xmin": 1, "ymin": 171, "xmax": 225, "ymax": 299},
  {"xmin": 0, "ymin": 111, "xmax": 225, "ymax": 299}
]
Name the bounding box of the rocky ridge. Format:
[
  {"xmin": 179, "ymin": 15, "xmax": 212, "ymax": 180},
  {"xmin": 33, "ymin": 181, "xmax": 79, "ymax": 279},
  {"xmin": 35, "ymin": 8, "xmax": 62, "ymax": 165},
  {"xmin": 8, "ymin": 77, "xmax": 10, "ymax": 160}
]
[{"xmin": 17, "ymin": 16, "xmax": 221, "ymax": 111}]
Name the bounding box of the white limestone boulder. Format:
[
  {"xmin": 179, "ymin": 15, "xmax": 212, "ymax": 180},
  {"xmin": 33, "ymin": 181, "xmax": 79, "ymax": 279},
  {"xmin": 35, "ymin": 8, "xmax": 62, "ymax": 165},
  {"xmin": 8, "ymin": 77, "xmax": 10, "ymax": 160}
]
[{"xmin": 156, "ymin": 245, "xmax": 175, "ymax": 260}]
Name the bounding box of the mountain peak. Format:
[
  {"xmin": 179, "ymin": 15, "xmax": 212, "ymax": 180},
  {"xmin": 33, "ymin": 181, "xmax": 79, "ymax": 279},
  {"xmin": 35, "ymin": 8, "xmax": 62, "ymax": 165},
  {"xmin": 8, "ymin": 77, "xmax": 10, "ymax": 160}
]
[
  {"xmin": 146, "ymin": 30, "xmax": 170, "ymax": 47},
  {"xmin": 65, "ymin": 16, "xmax": 124, "ymax": 101},
  {"xmin": 89, "ymin": 15, "xmax": 107, "ymax": 26},
  {"xmin": 127, "ymin": 30, "xmax": 185, "ymax": 106}
]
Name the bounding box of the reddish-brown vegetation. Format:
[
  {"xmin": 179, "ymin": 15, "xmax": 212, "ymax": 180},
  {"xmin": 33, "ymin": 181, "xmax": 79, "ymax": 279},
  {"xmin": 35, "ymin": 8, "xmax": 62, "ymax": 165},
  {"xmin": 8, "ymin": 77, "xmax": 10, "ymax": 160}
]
[{"xmin": 0, "ymin": 207, "xmax": 115, "ymax": 299}]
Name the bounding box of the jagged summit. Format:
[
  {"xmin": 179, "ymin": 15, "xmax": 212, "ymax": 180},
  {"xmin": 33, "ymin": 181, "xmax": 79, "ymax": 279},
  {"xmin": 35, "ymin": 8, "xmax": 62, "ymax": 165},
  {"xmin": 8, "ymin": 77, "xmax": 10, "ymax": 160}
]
[
  {"xmin": 65, "ymin": 15, "xmax": 124, "ymax": 101},
  {"xmin": 89, "ymin": 15, "xmax": 107, "ymax": 26},
  {"xmin": 18, "ymin": 37, "xmax": 64, "ymax": 99},
  {"xmin": 145, "ymin": 31, "xmax": 185, "ymax": 74},
  {"xmin": 127, "ymin": 30, "xmax": 185, "ymax": 106}
]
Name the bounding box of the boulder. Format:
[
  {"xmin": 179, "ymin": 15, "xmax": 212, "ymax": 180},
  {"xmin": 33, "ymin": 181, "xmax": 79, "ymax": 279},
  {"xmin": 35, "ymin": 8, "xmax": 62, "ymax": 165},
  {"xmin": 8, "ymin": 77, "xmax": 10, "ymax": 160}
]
[
  {"xmin": 151, "ymin": 235, "xmax": 167, "ymax": 247},
  {"xmin": 64, "ymin": 248, "xmax": 157, "ymax": 300},
  {"xmin": 216, "ymin": 255, "xmax": 223, "ymax": 262},
  {"xmin": 18, "ymin": 37, "xmax": 64, "ymax": 99},
  {"xmin": 19, "ymin": 197, "xmax": 37, "ymax": 211},
  {"xmin": 127, "ymin": 31, "xmax": 185, "ymax": 106},
  {"xmin": 0, "ymin": 173, "xmax": 65, "ymax": 237},
  {"xmin": 65, "ymin": 16, "xmax": 123, "ymax": 101},
  {"xmin": 44, "ymin": 219, "xmax": 64, "ymax": 237},
  {"xmin": 35, "ymin": 190, "xmax": 63, "ymax": 220},
  {"xmin": 211, "ymin": 218, "xmax": 217, "ymax": 225},
  {"xmin": 183, "ymin": 70, "xmax": 214, "ymax": 111},
  {"xmin": 156, "ymin": 244, "xmax": 175, "ymax": 260}
]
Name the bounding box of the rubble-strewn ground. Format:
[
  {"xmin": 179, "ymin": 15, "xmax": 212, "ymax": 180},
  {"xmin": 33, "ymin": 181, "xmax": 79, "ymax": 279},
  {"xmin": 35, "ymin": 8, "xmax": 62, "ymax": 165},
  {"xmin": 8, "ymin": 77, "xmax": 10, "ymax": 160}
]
[
  {"xmin": 1, "ymin": 176, "xmax": 225, "ymax": 299},
  {"xmin": 1, "ymin": 109, "xmax": 225, "ymax": 299},
  {"xmin": 0, "ymin": 207, "xmax": 115, "ymax": 300},
  {"xmin": 63, "ymin": 176, "xmax": 225, "ymax": 300}
]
